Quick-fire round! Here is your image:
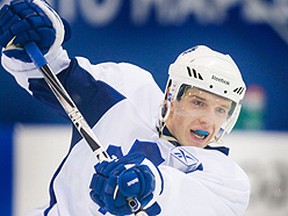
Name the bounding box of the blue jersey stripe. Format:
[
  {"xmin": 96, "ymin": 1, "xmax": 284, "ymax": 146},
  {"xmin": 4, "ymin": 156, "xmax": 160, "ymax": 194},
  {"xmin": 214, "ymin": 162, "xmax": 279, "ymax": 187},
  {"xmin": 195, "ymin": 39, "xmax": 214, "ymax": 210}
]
[
  {"xmin": 0, "ymin": 125, "xmax": 13, "ymax": 216},
  {"xmin": 70, "ymin": 80, "xmax": 126, "ymax": 148},
  {"xmin": 44, "ymin": 154, "xmax": 69, "ymax": 216}
]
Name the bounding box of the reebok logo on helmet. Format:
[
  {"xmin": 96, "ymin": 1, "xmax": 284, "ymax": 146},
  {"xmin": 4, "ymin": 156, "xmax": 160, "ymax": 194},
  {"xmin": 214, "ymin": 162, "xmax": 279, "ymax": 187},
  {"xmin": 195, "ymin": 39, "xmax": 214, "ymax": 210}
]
[{"xmin": 211, "ymin": 75, "xmax": 230, "ymax": 86}]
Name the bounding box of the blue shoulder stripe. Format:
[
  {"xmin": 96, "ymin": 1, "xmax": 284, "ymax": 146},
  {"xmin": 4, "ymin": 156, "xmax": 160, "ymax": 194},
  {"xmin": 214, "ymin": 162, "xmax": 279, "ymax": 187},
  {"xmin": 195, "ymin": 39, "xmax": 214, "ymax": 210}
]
[
  {"xmin": 29, "ymin": 58, "xmax": 125, "ymax": 147},
  {"xmin": 29, "ymin": 58, "xmax": 125, "ymax": 123},
  {"xmin": 70, "ymin": 78, "xmax": 126, "ymax": 148}
]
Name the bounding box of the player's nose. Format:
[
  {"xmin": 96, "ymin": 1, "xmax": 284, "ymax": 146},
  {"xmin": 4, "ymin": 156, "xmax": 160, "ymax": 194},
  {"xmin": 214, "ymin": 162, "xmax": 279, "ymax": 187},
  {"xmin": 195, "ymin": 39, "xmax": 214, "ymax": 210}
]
[{"xmin": 197, "ymin": 108, "xmax": 215, "ymax": 125}]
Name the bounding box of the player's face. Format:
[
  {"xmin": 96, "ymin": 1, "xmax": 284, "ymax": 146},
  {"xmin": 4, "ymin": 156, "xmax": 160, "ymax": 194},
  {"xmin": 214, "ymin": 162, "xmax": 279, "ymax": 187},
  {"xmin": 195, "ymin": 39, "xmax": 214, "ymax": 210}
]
[{"xmin": 166, "ymin": 87, "xmax": 232, "ymax": 148}]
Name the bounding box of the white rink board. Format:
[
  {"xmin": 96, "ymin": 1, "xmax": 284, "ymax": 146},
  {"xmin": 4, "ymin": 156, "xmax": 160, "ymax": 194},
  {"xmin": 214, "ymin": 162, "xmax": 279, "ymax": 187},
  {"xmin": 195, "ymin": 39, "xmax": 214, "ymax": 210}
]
[
  {"xmin": 13, "ymin": 125, "xmax": 288, "ymax": 216},
  {"xmin": 224, "ymin": 131, "xmax": 288, "ymax": 216},
  {"xmin": 13, "ymin": 125, "xmax": 71, "ymax": 216}
]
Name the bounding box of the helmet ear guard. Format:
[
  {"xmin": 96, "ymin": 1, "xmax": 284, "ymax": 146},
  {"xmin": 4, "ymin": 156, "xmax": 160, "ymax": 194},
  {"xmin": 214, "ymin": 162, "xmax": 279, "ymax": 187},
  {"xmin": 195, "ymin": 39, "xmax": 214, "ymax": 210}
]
[
  {"xmin": 158, "ymin": 79, "xmax": 172, "ymax": 135},
  {"xmin": 159, "ymin": 100, "xmax": 170, "ymax": 123}
]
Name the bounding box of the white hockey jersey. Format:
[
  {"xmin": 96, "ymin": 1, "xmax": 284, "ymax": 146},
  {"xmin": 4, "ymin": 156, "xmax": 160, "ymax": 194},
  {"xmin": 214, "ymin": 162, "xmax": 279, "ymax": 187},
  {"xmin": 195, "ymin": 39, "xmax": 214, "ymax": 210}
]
[{"xmin": 2, "ymin": 47, "xmax": 250, "ymax": 216}]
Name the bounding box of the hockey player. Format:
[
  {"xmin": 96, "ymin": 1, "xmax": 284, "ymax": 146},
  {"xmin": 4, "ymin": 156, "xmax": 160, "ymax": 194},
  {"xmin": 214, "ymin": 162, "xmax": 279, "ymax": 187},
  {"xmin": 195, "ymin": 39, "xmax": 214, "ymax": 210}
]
[{"xmin": 0, "ymin": 0, "xmax": 250, "ymax": 215}]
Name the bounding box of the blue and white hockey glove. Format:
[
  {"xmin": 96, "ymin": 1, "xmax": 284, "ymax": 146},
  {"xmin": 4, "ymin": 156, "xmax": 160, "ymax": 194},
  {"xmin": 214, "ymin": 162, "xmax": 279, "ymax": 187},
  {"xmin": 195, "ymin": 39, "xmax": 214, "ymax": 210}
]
[
  {"xmin": 0, "ymin": 0, "xmax": 70, "ymax": 62},
  {"xmin": 89, "ymin": 152, "xmax": 163, "ymax": 216}
]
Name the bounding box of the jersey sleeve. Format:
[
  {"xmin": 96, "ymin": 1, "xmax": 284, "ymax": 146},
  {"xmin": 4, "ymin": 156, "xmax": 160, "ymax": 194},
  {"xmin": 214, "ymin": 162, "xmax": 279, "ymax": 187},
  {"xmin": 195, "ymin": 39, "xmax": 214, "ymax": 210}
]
[{"xmin": 1, "ymin": 46, "xmax": 163, "ymax": 126}]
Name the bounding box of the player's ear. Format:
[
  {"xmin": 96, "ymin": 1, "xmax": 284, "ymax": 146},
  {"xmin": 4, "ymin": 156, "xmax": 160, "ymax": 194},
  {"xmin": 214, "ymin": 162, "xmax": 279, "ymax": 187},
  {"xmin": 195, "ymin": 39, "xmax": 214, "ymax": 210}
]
[{"xmin": 169, "ymin": 100, "xmax": 176, "ymax": 114}]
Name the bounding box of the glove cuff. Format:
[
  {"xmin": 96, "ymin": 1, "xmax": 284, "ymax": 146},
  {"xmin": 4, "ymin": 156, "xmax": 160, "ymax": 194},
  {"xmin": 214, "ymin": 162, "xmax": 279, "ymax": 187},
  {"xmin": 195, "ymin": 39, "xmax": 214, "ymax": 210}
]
[{"xmin": 2, "ymin": 46, "xmax": 70, "ymax": 91}]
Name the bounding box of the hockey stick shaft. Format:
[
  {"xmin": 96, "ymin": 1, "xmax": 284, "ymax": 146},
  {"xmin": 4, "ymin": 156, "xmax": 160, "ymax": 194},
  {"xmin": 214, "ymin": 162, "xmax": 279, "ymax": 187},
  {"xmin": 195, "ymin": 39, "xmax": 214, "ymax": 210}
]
[{"xmin": 24, "ymin": 42, "xmax": 147, "ymax": 216}]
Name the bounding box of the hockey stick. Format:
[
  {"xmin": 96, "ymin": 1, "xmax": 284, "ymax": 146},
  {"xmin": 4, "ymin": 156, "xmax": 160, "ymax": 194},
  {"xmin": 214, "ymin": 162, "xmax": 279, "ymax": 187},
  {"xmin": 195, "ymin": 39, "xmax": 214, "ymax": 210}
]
[{"xmin": 24, "ymin": 42, "xmax": 147, "ymax": 216}]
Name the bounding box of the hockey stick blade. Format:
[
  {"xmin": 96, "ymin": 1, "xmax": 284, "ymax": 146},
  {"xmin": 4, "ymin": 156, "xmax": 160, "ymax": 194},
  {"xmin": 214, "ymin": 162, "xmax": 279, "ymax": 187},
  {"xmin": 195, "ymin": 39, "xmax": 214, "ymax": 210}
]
[{"xmin": 24, "ymin": 42, "xmax": 147, "ymax": 215}]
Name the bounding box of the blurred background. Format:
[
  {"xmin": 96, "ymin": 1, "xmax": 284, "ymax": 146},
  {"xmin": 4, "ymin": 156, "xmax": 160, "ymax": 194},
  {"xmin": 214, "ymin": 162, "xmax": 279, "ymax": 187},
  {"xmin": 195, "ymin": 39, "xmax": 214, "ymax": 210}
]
[{"xmin": 0, "ymin": 0, "xmax": 287, "ymax": 215}]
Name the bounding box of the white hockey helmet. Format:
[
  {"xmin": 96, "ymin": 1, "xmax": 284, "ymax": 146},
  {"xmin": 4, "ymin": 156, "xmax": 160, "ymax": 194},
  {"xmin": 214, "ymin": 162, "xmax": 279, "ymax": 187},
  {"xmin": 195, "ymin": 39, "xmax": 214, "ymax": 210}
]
[{"xmin": 159, "ymin": 45, "xmax": 246, "ymax": 142}]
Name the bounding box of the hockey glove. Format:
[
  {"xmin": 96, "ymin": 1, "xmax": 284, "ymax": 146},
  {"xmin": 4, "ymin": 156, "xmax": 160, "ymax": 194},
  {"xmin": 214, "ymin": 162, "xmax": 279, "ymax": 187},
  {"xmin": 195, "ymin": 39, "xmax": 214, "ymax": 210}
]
[
  {"xmin": 0, "ymin": 0, "xmax": 70, "ymax": 62},
  {"xmin": 89, "ymin": 152, "xmax": 163, "ymax": 216}
]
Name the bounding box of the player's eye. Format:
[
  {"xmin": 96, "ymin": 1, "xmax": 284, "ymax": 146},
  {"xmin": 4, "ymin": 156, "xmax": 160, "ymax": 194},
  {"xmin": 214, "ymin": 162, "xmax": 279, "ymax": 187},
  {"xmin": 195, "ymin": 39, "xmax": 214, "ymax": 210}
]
[
  {"xmin": 216, "ymin": 107, "xmax": 228, "ymax": 115},
  {"xmin": 192, "ymin": 99, "xmax": 205, "ymax": 107}
]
